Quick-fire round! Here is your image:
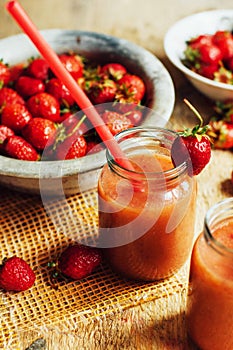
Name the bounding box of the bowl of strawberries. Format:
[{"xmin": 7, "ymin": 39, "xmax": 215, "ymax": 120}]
[
  {"xmin": 0, "ymin": 29, "xmax": 175, "ymax": 196},
  {"xmin": 164, "ymin": 9, "xmax": 233, "ymax": 101}
]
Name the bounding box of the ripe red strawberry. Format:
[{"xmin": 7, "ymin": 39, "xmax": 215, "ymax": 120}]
[
  {"xmin": 62, "ymin": 113, "xmax": 89, "ymax": 135},
  {"xmin": 15, "ymin": 76, "xmax": 45, "ymax": 99},
  {"xmin": 0, "ymin": 256, "xmax": 36, "ymax": 291},
  {"xmin": 22, "ymin": 117, "xmax": 57, "ymax": 151},
  {"xmin": 0, "ymin": 60, "xmax": 11, "ymax": 86},
  {"xmin": 4, "ymin": 135, "xmax": 39, "ymax": 161},
  {"xmin": 0, "ymin": 125, "xmax": 14, "ymax": 151},
  {"xmin": 55, "ymin": 134, "xmax": 87, "ymax": 160},
  {"xmin": 102, "ymin": 110, "xmax": 133, "ymax": 136},
  {"xmin": 58, "ymin": 244, "xmax": 102, "ymax": 280},
  {"xmin": 26, "ymin": 58, "xmax": 49, "ymax": 80},
  {"xmin": 58, "ymin": 53, "xmax": 83, "ymax": 80},
  {"xmin": 87, "ymin": 79, "xmax": 117, "ymax": 104},
  {"xmin": 1, "ymin": 103, "xmax": 32, "ymax": 133},
  {"xmin": 100, "ymin": 63, "xmax": 127, "ymax": 80},
  {"xmin": 197, "ymin": 63, "xmax": 219, "ymax": 79},
  {"xmin": 86, "ymin": 140, "xmax": 104, "ymax": 154},
  {"xmin": 9, "ymin": 63, "xmax": 25, "ymax": 82},
  {"xmin": 27, "ymin": 92, "xmax": 61, "ymax": 123},
  {"xmin": 125, "ymin": 109, "xmax": 143, "ymax": 126},
  {"xmin": 171, "ymin": 99, "xmax": 211, "ymax": 176},
  {"xmin": 116, "ymin": 74, "xmax": 146, "ymax": 103},
  {"xmin": 208, "ymin": 120, "xmax": 233, "ymax": 149},
  {"xmin": 212, "ymin": 30, "xmax": 233, "ymax": 60},
  {"xmin": 0, "ymin": 87, "xmax": 25, "ymax": 108},
  {"xmin": 184, "ymin": 39, "xmax": 223, "ymax": 66},
  {"xmin": 46, "ymin": 78, "xmax": 75, "ymax": 107}
]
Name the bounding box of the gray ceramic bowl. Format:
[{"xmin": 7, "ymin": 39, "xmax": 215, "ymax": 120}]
[{"xmin": 0, "ymin": 29, "xmax": 175, "ymax": 196}]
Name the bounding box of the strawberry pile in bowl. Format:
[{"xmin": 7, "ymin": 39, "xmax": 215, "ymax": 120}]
[
  {"xmin": 0, "ymin": 29, "xmax": 175, "ymax": 196},
  {"xmin": 164, "ymin": 9, "xmax": 233, "ymax": 101}
]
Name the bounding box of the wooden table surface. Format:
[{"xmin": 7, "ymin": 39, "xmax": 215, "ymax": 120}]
[{"xmin": 1, "ymin": 1, "xmax": 233, "ymax": 349}]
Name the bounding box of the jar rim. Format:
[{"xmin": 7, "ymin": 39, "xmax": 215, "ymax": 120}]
[
  {"xmin": 106, "ymin": 126, "xmax": 189, "ymax": 181},
  {"xmin": 204, "ymin": 197, "xmax": 233, "ymax": 256}
]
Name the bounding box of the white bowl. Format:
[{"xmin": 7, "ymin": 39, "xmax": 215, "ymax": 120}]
[
  {"xmin": 0, "ymin": 29, "xmax": 175, "ymax": 196},
  {"xmin": 164, "ymin": 9, "xmax": 233, "ymax": 101}
]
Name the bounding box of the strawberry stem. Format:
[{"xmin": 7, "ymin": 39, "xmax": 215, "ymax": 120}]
[{"xmin": 184, "ymin": 98, "xmax": 203, "ymax": 127}]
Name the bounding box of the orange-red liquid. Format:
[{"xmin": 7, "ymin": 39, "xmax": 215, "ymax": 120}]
[
  {"xmin": 187, "ymin": 219, "xmax": 233, "ymax": 350},
  {"xmin": 98, "ymin": 152, "xmax": 196, "ymax": 281}
]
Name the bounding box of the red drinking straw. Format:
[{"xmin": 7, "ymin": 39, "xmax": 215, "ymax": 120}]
[{"xmin": 6, "ymin": 0, "xmax": 134, "ymax": 170}]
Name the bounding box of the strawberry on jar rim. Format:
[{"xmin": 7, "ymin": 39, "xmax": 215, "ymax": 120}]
[{"xmin": 171, "ymin": 99, "xmax": 212, "ymax": 176}]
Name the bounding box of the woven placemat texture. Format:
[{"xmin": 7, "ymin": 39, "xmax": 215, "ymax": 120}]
[{"xmin": 0, "ymin": 186, "xmax": 189, "ymax": 349}]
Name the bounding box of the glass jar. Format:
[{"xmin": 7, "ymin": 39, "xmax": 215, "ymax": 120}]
[
  {"xmin": 97, "ymin": 127, "xmax": 197, "ymax": 281},
  {"xmin": 187, "ymin": 197, "xmax": 233, "ymax": 350}
]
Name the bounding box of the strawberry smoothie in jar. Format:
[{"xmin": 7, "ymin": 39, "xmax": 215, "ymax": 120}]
[
  {"xmin": 187, "ymin": 198, "xmax": 233, "ymax": 350},
  {"xmin": 98, "ymin": 127, "xmax": 197, "ymax": 281}
]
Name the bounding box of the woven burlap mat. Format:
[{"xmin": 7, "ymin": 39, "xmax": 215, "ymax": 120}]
[{"xmin": 0, "ymin": 185, "xmax": 191, "ymax": 349}]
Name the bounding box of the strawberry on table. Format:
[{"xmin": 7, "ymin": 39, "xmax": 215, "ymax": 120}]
[
  {"xmin": 171, "ymin": 99, "xmax": 212, "ymax": 176},
  {"xmin": 15, "ymin": 76, "xmax": 45, "ymax": 99},
  {"xmin": 4, "ymin": 135, "xmax": 39, "ymax": 161},
  {"xmin": 1, "ymin": 103, "xmax": 32, "ymax": 133},
  {"xmin": 0, "ymin": 256, "xmax": 36, "ymax": 292},
  {"xmin": 57, "ymin": 244, "xmax": 102, "ymax": 280},
  {"xmin": 22, "ymin": 117, "xmax": 57, "ymax": 151},
  {"xmin": 27, "ymin": 92, "xmax": 61, "ymax": 123}
]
